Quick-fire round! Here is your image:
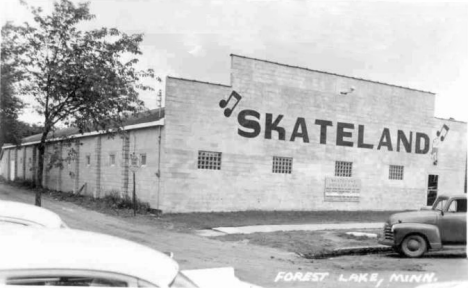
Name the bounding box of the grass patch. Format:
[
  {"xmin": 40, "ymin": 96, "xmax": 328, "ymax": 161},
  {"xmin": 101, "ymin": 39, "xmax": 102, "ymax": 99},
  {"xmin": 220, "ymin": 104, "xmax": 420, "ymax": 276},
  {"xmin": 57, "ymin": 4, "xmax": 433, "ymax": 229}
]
[
  {"xmin": 337, "ymin": 231, "xmax": 381, "ymax": 241},
  {"xmin": 7, "ymin": 179, "xmax": 151, "ymax": 216},
  {"xmin": 215, "ymin": 229, "xmax": 381, "ymax": 256},
  {"xmin": 47, "ymin": 190, "xmax": 151, "ymax": 215},
  {"xmin": 156, "ymin": 210, "xmax": 400, "ymax": 231}
]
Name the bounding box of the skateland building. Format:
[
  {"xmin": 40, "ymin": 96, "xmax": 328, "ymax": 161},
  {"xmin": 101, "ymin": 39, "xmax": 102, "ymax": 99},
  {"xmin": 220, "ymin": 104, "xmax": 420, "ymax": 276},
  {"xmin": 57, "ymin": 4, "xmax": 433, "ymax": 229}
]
[{"xmin": 1, "ymin": 55, "xmax": 466, "ymax": 212}]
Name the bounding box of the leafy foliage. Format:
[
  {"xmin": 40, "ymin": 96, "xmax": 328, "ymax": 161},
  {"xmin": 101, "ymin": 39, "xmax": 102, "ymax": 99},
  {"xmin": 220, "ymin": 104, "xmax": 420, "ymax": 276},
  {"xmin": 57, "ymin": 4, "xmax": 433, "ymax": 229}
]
[
  {"xmin": 9, "ymin": 0, "xmax": 153, "ymax": 134},
  {"xmin": 3, "ymin": 0, "xmax": 154, "ymax": 205},
  {"xmin": 0, "ymin": 23, "xmax": 26, "ymax": 147}
]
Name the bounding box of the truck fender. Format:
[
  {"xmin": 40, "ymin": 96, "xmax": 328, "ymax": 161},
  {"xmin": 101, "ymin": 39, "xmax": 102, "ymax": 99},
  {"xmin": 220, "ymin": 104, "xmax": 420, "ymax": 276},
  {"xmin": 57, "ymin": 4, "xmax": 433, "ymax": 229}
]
[{"xmin": 393, "ymin": 223, "xmax": 442, "ymax": 250}]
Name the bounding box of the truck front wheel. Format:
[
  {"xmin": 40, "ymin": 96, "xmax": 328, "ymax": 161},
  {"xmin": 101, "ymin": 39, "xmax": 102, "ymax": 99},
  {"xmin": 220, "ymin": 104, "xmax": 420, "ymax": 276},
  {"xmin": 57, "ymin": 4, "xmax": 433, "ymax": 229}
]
[{"xmin": 400, "ymin": 234, "xmax": 428, "ymax": 258}]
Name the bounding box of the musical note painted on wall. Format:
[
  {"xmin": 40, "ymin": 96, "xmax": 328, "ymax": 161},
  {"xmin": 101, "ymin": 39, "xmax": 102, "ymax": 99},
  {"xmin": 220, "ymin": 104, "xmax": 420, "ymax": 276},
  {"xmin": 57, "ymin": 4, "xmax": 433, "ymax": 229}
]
[
  {"xmin": 219, "ymin": 91, "xmax": 242, "ymax": 117},
  {"xmin": 436, "ymin": 124, "xmax": 449, "ymax": 142},
  {"xmin": 431, "ymin": 124, "xmax": 450, "ymax": 166}
]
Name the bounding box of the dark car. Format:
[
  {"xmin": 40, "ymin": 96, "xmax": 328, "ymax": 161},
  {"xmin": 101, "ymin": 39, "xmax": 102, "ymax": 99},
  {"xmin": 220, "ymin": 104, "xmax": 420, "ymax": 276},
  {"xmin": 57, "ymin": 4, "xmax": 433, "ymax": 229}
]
[{"xmin": 378, "ymin": 194, "xmax": 466, "ymax": 258}]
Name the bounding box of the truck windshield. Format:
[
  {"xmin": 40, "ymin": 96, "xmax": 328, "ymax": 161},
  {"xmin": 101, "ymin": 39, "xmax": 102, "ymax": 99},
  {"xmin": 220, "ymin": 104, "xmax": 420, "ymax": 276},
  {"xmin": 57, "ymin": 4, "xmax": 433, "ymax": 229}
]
[{"xmin": 431, "ymin": 198, "xmax": 448, "ymax": 211}]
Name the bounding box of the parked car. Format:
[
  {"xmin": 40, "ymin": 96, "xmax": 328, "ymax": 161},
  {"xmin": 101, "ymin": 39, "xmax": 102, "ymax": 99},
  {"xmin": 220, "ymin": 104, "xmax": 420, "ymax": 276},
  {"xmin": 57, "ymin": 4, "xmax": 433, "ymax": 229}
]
[
  {"xmin": 378, "ymin": 194, "xmax": 467, "ymax": 258},
  {"xmin": 0, "ymin": 228, "xmax": 198, "ymax": 287},
  {"xmin": 0, "ymin": 200, "xmax": 68, "ymax": 228}
]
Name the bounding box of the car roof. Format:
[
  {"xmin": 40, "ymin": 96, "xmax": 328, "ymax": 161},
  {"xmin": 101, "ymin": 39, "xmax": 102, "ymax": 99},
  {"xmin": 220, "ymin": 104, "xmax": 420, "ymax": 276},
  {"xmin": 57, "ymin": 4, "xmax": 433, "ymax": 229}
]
[
  {"xmin": 0, "ymin": 228, "xmax": 179, "ymax": 287},
  {"xmin": 0, "ymin": 200, "xmax": 64, "ymax": 228}
]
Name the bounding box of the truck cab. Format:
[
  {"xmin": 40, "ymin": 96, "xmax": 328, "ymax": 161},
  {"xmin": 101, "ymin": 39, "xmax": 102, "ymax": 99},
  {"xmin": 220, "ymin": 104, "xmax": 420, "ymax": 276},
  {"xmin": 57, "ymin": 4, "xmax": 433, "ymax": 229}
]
[{"xmin": 378, "ymin": 194, "xmax": 466, "ymax": 258}]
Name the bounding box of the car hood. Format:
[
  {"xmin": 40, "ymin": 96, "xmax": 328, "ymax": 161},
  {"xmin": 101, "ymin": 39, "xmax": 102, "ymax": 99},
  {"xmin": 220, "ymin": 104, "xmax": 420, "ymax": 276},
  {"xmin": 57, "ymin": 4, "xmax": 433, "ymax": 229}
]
[{"xmin": 389, "ymin": 210, "xmax": 439, "ymax": 225}]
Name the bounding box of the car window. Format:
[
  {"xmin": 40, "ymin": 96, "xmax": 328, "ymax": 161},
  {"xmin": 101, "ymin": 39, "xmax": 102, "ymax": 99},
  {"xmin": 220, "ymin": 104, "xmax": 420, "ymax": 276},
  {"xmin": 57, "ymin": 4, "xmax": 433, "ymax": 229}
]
[
  {"xmin": 447, "ymin": 199, "xmax": 467, "ymax": 213},
  {"xmin": 0, "ymin": 218, "xmax": 42, "ymax": 227},
  {"xmin": 5, "ymin": 276, "xmax": 128, "ymax": 286},
  {"xmin": 0, "ymin": 270, "xmax": 136, "ymax": 287},
  {"xmin": 0, "ymin": 220, "xmax": 28, "ymax": 227}
]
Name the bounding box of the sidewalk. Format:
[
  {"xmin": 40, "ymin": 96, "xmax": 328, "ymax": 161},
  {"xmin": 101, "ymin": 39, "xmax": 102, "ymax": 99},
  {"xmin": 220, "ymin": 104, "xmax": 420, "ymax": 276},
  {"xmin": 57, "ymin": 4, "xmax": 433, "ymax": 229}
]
[{"xmin": 197, "ymin": 222, "xmax": 384, "ymax": 236}]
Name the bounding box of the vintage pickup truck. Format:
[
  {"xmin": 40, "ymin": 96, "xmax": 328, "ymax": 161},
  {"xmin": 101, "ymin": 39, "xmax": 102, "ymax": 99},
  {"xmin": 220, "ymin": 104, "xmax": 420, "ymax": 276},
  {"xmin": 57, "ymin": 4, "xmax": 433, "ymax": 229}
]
[{"xmin": 378, "ymin": 194, "xmax": 466, "ymax": 258}]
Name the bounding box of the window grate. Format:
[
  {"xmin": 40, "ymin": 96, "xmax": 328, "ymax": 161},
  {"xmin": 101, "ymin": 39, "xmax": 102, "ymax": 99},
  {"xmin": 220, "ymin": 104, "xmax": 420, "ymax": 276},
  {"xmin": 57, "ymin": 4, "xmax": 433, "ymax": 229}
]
[
  {"xmin": 389, "ymin": 165, "xmax": 404, "ymax": 180},
  {"xmin": 198, "ymin": 151, "xmax": 221, "ymax": 170},
  {"xmin": 109, "ymin": 154, "xmax": 116, "ymax": 166},
  {"xmin": 335, "ymin": 161, "xmax": 352, "ymax": 177},
  {"xmin": 272, "ymin": 156, "xmax": 293, "ymax": 174},
  {"xmin": 140, "ymin": 154, "xmax": 147, "ymax": 166}
]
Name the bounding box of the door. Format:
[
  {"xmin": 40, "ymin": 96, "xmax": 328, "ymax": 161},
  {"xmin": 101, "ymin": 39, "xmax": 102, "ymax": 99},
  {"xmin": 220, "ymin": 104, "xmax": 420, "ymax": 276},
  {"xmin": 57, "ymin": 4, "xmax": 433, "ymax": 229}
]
[
  {"xmin": 427, "ymin": 175, "xmax": 438, "ymax": 206},
  {"xmin": 438, "ymin": 198, "xmax": 467, "ymax": 244}
]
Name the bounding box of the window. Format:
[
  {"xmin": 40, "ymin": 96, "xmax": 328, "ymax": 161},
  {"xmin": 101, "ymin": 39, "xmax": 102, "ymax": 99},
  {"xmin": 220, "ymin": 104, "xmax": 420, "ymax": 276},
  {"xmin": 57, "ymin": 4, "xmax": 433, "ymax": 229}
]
[
  {"xmin": 198, "ymin": 151, "xmax": 221, "ymax": 170},
  {"xmin": 140, "ymin": 153, "xmax": 147, "ymax": 166},
  {"xmin": 447, "ymin": 199, "xmax": 467, "ymax": 213},
  {"xmin": 86, "ymin": 155, "xmax": 91, "ymax": 166},
  {"xmin": 109, "ymin": 154, "xmax": 116, "ymax": 166},
  {"xmin": 389, "ymin": 165, "xmax": 404, "ymax": 180},
  {"xmin": 5, "ymin": 274, "xmax": 129, "ymax": 287},
  {"xmin": 335, "ymin": 161, "xmax": 352, "ymax": 177},
  {"xmin": 272, "ymin": 156, "xmax": 292, "ymax": 174}
]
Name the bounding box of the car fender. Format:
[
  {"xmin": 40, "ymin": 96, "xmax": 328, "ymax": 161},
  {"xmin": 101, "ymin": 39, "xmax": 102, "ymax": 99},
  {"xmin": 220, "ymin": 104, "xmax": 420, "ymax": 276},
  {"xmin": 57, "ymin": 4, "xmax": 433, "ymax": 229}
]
[{"xmin": 393, "ymin": 223, "xmax": 442, "ymax": 250}]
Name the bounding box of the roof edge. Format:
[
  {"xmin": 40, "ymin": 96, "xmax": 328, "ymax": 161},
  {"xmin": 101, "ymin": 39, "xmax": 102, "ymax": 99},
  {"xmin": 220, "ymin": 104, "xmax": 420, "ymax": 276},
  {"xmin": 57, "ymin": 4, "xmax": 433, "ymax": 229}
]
[
  {"xmin": 2, "ymin": 119, "xmax": 165, "ymax": 149},
  {"xmin": 167, "ymin": 76, "xmax": 231, "ymax": 88},
  {"xmin": 434, "ymin": 117, "xmax": 467, "ymax": 124},
  {"xmin": 230, "ymin": 54, "xmax": 436, "ymax": 95}
]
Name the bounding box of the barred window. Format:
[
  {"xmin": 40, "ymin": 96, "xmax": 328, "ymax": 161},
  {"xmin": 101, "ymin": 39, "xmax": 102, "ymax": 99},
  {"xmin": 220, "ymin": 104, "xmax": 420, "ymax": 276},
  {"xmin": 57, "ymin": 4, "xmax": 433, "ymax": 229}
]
[
  {"xmin": 272, "ymin": 156, "xmax": 292, "ymax": 174},
  {"xmin": 389, "ymin": 165, "xmax": 404, "ymax": 180},
  {"xmin": 109, "ymin": 154, "xmax": 116, "ymax": 166},
  {"xmin": 140, "ymin": 153, "xmax": 147, "ymax": 166},
  {"xmin": 335, "ymin": 161, "xmax": 353, "ymax": 177},
  {"xmin": 198, "ymin": 151, "xmax": 221, "ymax": 170}
]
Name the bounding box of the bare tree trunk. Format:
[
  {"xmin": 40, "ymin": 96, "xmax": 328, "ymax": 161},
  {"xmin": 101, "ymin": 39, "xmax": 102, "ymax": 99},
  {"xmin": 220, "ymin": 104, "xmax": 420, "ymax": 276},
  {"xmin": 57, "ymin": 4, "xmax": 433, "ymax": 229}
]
[{"xmin": 35, "ymin": 131, "xmax": 48, "ymax": 206}]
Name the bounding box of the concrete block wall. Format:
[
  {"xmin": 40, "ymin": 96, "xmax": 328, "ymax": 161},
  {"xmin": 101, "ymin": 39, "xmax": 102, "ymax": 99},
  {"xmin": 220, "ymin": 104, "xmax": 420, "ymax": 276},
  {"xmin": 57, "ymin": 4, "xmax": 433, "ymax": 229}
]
[
  {"xmin": 100, "ymin": 135, "xmax": 124, "ymax": 196},
  {"xmin": 43, "ymin": 144, "xmax": 59, "ymax": 191},
  {"xmin": 35, "ymin": 128, "xmax": 161, "ymax": 205},
  {"xmin": 162, "ymin": 79, "xmax": 233, "ymax": 212},
  {"xmin": 23, "ymin": 146, "xmax": 33, "ymax": 181},
  {"xmin": 161, "ymin": 55, "xmax": 465, "ymax": 212},
  {"xmin": 78, "ymin": 136, "xmax": 98, "ymax": 197},
  {"xmin": 429, "ymin": 118, "xmax": 467, "ymax": 196},
  {"xmin": 124, "ymin": 127, "xmax": 162, "ymax": 207},
  {"xmin": 61, "ymin": 141, "xmax": 78, "ymax": 193},
  {"xmin": 15, "ymin": 147, "xmax": 24, "ymax": 180}
]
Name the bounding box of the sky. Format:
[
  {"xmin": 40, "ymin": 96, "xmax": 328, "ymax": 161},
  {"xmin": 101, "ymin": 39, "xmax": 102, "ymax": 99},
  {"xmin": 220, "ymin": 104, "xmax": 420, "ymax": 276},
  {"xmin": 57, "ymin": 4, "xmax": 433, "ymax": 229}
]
[{"xmin": 1, "ymin": 0, "xmax": 468, "ymax": 125}]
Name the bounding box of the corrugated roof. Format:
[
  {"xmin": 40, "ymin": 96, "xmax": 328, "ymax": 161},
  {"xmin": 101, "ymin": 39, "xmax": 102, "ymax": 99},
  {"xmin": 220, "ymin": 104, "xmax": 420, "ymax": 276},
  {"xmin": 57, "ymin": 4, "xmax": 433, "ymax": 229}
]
[{"xmin": 21, "ymin": 108, "xmax": 165, "ymax": 144}]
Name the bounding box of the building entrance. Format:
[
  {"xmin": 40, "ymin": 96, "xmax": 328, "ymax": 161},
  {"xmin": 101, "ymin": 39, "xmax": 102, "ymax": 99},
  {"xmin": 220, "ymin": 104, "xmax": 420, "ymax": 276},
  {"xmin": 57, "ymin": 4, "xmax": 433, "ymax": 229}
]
[{"xmin": 427, "ymin": 174, "xmax": 438, "ymax": 206}]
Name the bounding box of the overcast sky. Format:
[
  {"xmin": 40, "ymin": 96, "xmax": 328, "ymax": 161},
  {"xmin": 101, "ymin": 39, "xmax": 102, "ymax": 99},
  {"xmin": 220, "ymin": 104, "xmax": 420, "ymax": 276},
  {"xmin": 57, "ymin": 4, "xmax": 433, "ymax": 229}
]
[{"xmin": 2, "ymin": 0, "xmax": 468, "ymax": 125}]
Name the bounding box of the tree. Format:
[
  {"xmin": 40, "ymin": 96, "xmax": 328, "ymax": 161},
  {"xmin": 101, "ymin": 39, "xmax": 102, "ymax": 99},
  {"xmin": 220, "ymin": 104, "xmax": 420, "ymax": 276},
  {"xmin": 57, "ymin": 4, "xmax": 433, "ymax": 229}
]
[
  {"xmin": 5, "ymin": 0, "xmax": 154, "ymax": 206},
  {"xmin": 1, "ymin": 23, "xmax": 26, "ymax": 147}
]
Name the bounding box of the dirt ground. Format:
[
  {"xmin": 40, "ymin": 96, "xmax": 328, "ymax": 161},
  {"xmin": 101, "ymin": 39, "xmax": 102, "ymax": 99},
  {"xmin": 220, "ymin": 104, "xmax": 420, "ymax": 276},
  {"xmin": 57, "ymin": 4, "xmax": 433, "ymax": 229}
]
[
  {"xmin": 1, "ymin": 182, "xmax": 467, "ymax": 288},
  {"xmin": 216, "ymin": 229, "xmax": 381, "ymax": 256}
]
